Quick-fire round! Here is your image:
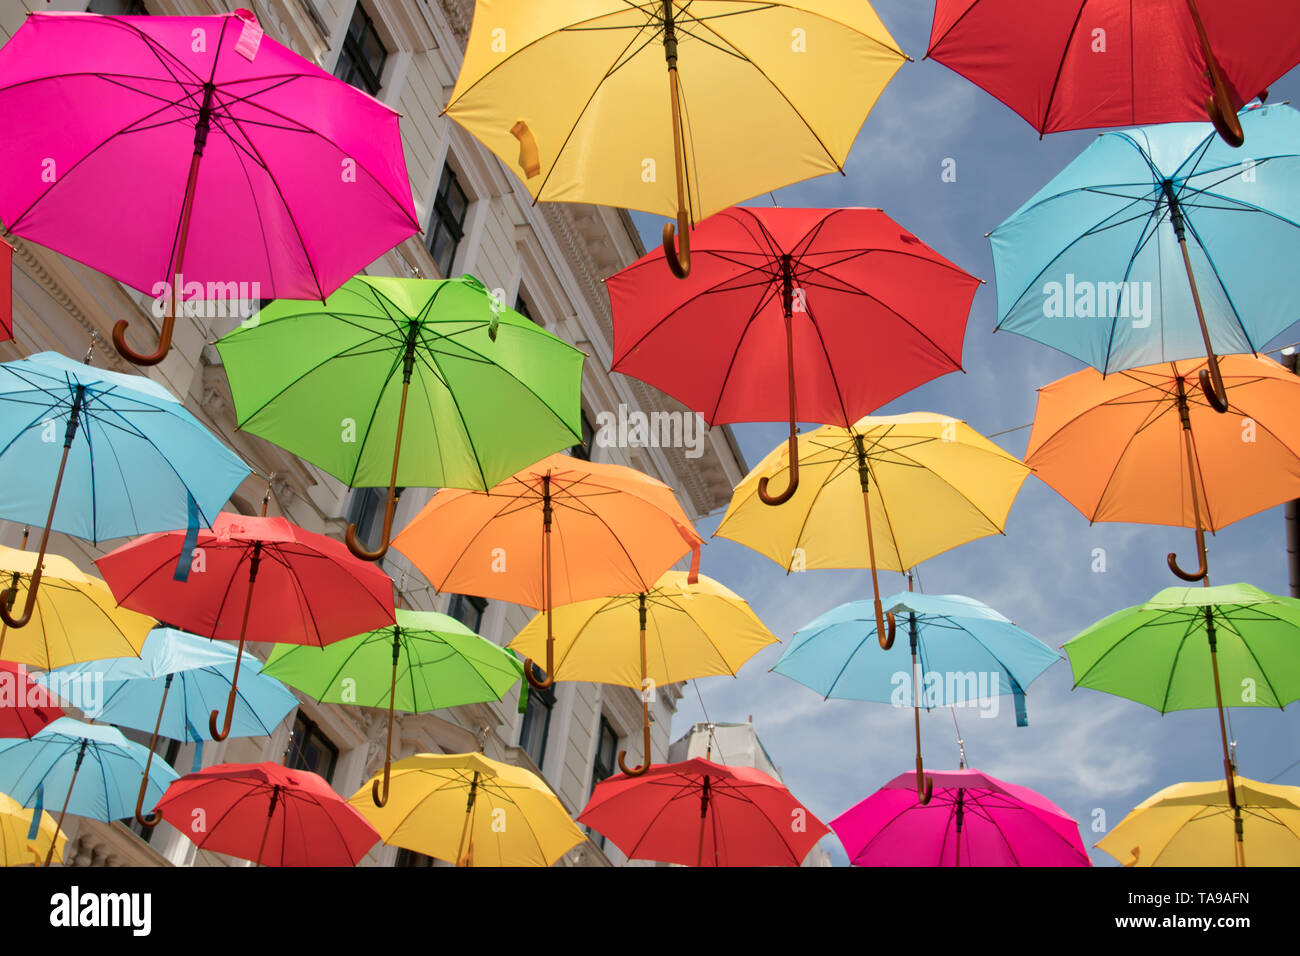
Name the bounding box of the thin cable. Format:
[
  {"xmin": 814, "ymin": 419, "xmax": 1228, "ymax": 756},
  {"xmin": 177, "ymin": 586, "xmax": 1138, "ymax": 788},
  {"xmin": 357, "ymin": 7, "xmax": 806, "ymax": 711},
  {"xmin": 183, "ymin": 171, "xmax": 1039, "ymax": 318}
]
[
  {"xmin": 691, "ymin": 680, "xmax": 726, "ymax": 765},
  {"xmin": 1268, "ymin": 756, "xmax": 1300, "ymax": 782},
  {"xmin": 949, "ymin": 706, "xmax": 966, "ymax": 769}
]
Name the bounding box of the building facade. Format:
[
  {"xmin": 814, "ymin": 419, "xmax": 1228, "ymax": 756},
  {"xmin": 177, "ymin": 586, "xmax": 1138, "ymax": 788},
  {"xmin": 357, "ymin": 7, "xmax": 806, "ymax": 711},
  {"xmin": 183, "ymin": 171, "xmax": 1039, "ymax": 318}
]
[{"xmin": 1, "ymin": 0, "xmax": 747, "ymax": 867}]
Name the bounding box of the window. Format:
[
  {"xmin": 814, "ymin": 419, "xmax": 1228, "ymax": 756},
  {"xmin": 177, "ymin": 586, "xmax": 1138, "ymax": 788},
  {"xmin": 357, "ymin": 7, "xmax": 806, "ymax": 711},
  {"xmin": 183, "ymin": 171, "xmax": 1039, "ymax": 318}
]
[
  {"xmin": 347, "ymin": 486, "xmax": 390, "ymax": 555},
  {"xmin": 569, "ymin": 410, "xmax": 597, "ymax": 461},
  {"xmin": 334, "ymin": 4, "xmax": 388, "ymax": 96},
  {"xmin": 518, "ymin": 664, "xmax": 554, "ymax": 769},
  {"xmin": 589, "ymin": 716, "xmax": 619, "ymax": 850},
  {"xmin": 447, "ymin": 593, "xmax": 487, "ymax": 633},
  {"xmin": 427, "ymin": 166, "xmax": 469, "ymax": 277},
  {"xmin": 394, "ymin": 847, "xmax": 437, "ymax": 867},
  {"xmin": 284, "ymin": 713, "xmax": 339, "ymax": 784},
  {"xmin": 88, "ymin": 0, "xmax": 148, "ymax": 13},
  {"xmin": 514, "ymin": 291, "xmax": 543, "ymax": 327}
]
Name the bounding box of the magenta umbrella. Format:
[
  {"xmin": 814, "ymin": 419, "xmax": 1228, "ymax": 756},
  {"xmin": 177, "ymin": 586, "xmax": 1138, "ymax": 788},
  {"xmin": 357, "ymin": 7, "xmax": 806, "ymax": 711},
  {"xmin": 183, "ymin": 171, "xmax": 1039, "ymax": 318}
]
[
  {"xmin": 832, "ymin": 768, "xmax": 1091, "ymax": 867},
  {"xmin": 0, "ymin": 9, "xmax": 418, "ymax": 366}
]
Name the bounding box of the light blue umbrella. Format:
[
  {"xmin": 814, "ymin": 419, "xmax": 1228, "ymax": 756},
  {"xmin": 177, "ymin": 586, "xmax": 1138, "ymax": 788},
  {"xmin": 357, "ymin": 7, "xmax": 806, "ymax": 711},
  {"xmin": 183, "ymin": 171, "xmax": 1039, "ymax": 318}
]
[
  {"xmin": 38, "ymin": 627, "xmax": 299, "ymax": 826},
  {"xmin": 990, "ymin": 102, "xmax": 1300, "ymax": 409},
  {"xmin": 0, "ymin": 717, "xmax": 178, "ymax": 866},
  {"xmin": 778, "ymin": 591, "xmax": 1061, "ymax": 803},
  {"xmin": 0, "ymin": 350, "xmax": 249, "ymax": 628}
]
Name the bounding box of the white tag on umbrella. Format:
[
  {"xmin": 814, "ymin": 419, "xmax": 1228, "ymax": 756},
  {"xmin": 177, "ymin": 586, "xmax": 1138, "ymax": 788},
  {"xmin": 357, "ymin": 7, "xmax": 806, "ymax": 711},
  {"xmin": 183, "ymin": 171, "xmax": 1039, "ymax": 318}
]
[{"xmin": 234, "ymin": 9, "xmax": 263, "ymax": 62}]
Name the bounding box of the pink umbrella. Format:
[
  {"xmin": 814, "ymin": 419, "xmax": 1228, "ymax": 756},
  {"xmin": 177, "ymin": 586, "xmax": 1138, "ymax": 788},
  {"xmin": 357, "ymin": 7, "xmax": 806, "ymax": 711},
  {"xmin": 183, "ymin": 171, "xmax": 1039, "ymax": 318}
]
[
  {"xmin": 832, "ymin": 768, "xmax": 1091, "ymax": 867},
  {"xmin": 0, "ymin": 9, "xmax": 418, "ymax": 365}
]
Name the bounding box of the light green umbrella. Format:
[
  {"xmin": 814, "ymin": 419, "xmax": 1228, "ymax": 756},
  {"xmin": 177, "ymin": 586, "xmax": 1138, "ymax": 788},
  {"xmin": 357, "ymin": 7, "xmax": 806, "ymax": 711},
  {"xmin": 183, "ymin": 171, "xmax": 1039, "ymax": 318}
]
[
  {"xmin": 262, "ymin": 608, "xmax": 523, "ymax": 808},
  {"xmin": 215, "ymin": 274, "xmax": 585, "ymax": 561},
  {"xmin": 1064, "ymin": 582, "xmax": 1300, "ymax": 867}
]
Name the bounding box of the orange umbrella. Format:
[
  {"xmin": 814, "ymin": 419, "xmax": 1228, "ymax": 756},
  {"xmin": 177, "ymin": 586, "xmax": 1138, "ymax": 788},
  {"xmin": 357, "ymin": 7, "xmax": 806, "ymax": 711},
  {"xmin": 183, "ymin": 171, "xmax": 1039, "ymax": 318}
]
[
  {"xmin": 1025, "ymin": 354, "xmax": 1300, "ymax": 582},
  {"xmin": 392, "ymin": 454, "xmax": 701, "ymax": 690}
]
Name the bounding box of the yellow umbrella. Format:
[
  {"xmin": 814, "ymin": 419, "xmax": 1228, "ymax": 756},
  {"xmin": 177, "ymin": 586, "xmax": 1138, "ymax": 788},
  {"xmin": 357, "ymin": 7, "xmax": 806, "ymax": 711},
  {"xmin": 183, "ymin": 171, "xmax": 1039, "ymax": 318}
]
[
  {"xmin": 509, "ymin": 570, "xmax": 777, "ymax": 776},
  {"xmin": 0, "ymin": 791, "xmax": 66, "ymax": 866},
  {"xmin": 716, "ymin": 412, "xmax": 1029, "ymax": 641},
  {"xmin": 0, "ymin": 543, "xmax": 154, "ymax": 669},
  {"xmin": 444, "ymin": 1, "xmax": 908, "ymax": 277},
  {"xmin": 350, "ymin": 752, "xmax": 585, "ymax": 867},
  {"xmin": 1098, "ymin": 777, "xmax": 1300, "ymax": 867}
]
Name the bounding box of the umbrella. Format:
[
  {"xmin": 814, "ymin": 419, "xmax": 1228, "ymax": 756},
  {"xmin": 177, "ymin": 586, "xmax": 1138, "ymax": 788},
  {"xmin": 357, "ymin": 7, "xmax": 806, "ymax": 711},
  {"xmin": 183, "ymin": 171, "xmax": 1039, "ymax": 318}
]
[
  {"xmin": 0, "ymin": 543, "xmax": 154, "ymax": 669},
  {"xmin": 509, "ymin": 570, "xmax": 777, "ymax": 775},
  {"xmin": 350, "ymin": 752, "xmax": 585, "ymax": 867},
  {"xmin": 0, "ymin": 662, "xmax": 63, "ymax": 738},
  {"xmin": 990, "ymin": 103, "xmax": 1300, "ymax": 412},
  {"xmin": 444, "ymin": 2, "xmax": 908, "ymax": 277},
  {"xmin": 716, "ymin": 412, "xmax": 1030, "ymax": 638},
  {"xmin": 1064, "ymin": 583, "xmax": 1300, "ymax": 867},
  {"xmin": 1097, "ymin": 776, "xmax": 1300, "ymax": 867},
  {"xmin": 832, "ymin": 767, "xmax": 1091, "ymax": 866},
  {"xmin": 0, "ymin": 791, "xmax": 64, "ymax": 867},
  {"xmin": 262, "ymin": 608, "xmax": 523, "ymax": 807},
  {"xmin": 1024, "ymin": 354, "xmax": 1300, "ymax": 583},
  {"xmin": 0, "ymin": 9, "xmax": 418, "ymax": 365},
  {"xmin": 392, "ymin": 454, "xmax": 702, "ymax": 690},
  {"xmin": 578, "ymin": 757, "xmax": 828, "ymax": 867},
  {"xmin": 608, "ymin": 206, "xmax": 979, "ymax": 501},
  {"xmin": 780, "ymin": 589, "xmax": 1060, "ymax": 802},
  {"xmin": 0, "ymin": 717, "xmax": 178, "ymax": 867},
  {"xmin": 215, "ymin": 274, "xmax": 585, "ymax": 560},
  {"xmin": 0, "ymin": 350, "xmax": 249, "ymax": 627},
  {"xmin": 95, "ymin": 510, "xmax": 394, "ymax": 741},
  {"xmin": 38, "ymin": 626, "xmax": 299, "ymax": 828},
  {"xmin": 926, "ymin": 0, "xmax": 1300, "ymax": 144},
  {"xmin": 154, "ymin": 762, "xmax": 378, "ymax": 867}
]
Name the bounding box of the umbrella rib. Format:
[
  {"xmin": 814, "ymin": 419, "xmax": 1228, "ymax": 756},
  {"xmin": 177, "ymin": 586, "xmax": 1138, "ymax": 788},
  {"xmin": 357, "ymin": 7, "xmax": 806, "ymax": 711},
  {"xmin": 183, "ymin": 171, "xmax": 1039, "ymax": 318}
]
[{"xmin": 1037, "ymin": 0, "xmax": 1090, "ymax": 134}]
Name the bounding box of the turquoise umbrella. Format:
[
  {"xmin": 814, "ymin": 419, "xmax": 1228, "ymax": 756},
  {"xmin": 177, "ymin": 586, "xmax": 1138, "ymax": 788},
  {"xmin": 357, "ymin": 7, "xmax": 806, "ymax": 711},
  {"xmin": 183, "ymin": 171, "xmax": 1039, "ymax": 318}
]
[
  {"xmin": 991, "ymin": 102, "xmax": 1300, "ymax": 412},
  {"xmin": 38, "ymin": 627, "xmax": 299, "ymax": 828},
  {"xmin": 0, "ymin": 718, "xmax": 179, "ymax": 866}
]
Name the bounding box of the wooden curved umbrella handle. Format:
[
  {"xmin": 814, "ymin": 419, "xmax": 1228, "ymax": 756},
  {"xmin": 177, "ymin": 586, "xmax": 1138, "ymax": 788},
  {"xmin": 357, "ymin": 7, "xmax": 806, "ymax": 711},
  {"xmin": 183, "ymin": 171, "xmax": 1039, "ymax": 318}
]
[
  {"xmin": 916, "ymin": 762, "xmax": 934, "ymax": 806},
  {"xmin": 523, "ymin": 658, "xmax": 554, "ymax": 691},
  {"xmin": 1198, "ymin": 366, "xmax": 1229, "ymax": 414},
  {"xmin": 663, "ymin": 218, "xmax": 691, "ymax": 279},
  {"xmin": 371, "ymin": 761, "xmax": 391, "ymax": 808},
  {"xmin": 1167, "ymin": 548, "xmax": 1208, "ymax": 582},
  {"xmin": 877, "ymin": 606, "xmax": 896, "ymax": 651},
  {"xmin": 617, "ymin": 718, "xmax": 652, "ymax": 777},
  {"xmin": 134, "ymin": 782, "xmax": 162, "ymax": 829},
  {"xmin": 0, "ymin": 578, "xmax": 37, "ymax": 629},
  {"xmin": 758, "ymin": 452, "xmax": 799, "ymax": 506},
  {"xmin": 1206, "ymin": 93, "xmax": 1245, "ymax": 148},
  {"xmin": 208, "ymin": 693, "xmax": 235, "ymax": 742},
  {"xmin": 346, "ymin": 489, "xmax": 398, "ymax": 562},
  {"xmin": 112, "ymin": 316, "xmax": 174, "ymax": 367}
]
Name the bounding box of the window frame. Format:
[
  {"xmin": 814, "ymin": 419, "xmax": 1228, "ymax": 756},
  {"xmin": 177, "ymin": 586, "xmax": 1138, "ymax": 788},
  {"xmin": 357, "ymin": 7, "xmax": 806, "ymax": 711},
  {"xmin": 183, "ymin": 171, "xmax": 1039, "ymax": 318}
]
[
  {"xmin": 284, "ymin": 712, "xmax": 340, "ymax": 784},
  {"xmin": 447, "ymin": 593, "xmax": 487, "ymax": 633},
  {"xmin": 518, "ymin": 664, "xmax": 555, "ymax": 770},
  {"xmin": 334, "ymin": 3, "xmax": 389, "ymax": 96},
  {"xmin": 427, "ymin": 165, "xmax": 470, "ymax": 277}
]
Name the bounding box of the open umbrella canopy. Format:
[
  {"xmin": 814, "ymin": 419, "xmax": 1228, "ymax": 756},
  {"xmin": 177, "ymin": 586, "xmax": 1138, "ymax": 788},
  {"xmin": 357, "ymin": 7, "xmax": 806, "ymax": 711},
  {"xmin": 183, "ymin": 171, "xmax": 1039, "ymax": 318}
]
[
  {"xmin": 0, "ymin": 662, "xmax": 63, "ymax": 739},
  {"xmin": 1097, "ymin": 776, "xmax": 1300, "ymax": 867},
  {"xmin": 578, "ymin": 757, "xmax": 829, "ymax": 867},
  {"xmin": 832, "ymin": 768, "xmax": 1091, "ymax": 867},
  {"xmin": 350, "ymin": 752, "xmax": 585, "ymax": 867},
  {"xmin": 154, "ymin": 762, "xmax": 379, "ymax": 867},
  {"xmin": 0, "ymin": 790, "xmax": 64, "ymax": 867}
]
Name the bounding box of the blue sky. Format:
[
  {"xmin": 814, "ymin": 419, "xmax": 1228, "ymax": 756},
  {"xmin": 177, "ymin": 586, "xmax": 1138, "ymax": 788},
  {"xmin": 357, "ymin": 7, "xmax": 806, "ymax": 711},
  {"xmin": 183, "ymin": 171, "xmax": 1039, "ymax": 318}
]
[{"xmin": 629, "ymin": 3, "xmax": 1300, "ymax": 866}]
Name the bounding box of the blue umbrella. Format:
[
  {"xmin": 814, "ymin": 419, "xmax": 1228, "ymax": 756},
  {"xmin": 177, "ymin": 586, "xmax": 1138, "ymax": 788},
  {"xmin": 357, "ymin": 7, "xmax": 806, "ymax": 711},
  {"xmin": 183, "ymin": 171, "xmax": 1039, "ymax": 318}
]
[
  {"xmin": 0, "ymin": 717, "xmax": 178, "ymax": 866},
  {"xmin": 990, "ymin": 102, "xmax": 1300, "ymax": 411},
  {"xmin": 778, "ymin": 591, "xmax": 1061, "ymax": 803},
  {"xmin": 38, "ymin": 627, "xmax": 299, "ymax": 827},
  {"xmin": 0, "ymin": 350, "xmax": 249, "ymax": 628}
]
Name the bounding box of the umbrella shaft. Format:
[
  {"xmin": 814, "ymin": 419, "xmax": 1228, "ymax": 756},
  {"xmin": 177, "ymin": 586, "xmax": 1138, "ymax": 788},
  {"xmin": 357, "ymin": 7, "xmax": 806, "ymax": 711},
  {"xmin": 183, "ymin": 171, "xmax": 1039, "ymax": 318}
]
[{"xmin": 45, "ymin": 741, "xmax": 87, "ymax": 867}]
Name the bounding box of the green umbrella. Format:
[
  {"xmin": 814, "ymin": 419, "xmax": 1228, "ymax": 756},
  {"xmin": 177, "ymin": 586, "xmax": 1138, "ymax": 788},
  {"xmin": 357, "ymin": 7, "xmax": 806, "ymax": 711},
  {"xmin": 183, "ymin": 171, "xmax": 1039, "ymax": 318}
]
[
  {"xmin": 1064, "ymin": 582, "xmax": 1300, "ymax": 867},
  {"xmin": 262, "ymin": 608, "xmax": 523, "ymax": 807},
  {"xmin": 215, "ymin": 274, "xmax": 585, "ymax": 560}
]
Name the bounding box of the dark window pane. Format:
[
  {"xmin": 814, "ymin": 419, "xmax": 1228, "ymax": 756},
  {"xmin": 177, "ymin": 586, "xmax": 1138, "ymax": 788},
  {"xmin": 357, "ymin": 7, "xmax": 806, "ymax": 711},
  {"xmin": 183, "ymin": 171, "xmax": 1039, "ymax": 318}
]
[
  {"xmin": 447, "ymin": 594, "xmax": 487, "ymax": 633},
  {"xmin": 347, "ymin": 487, "xmax": 389, "ymax": 554},
  {"xmin": 334, "ymin": 4, "xmax": 387, "ymax": 95},
  {"xmin": 285, "ymin": 713, "xmax": 339, "ymax": 784},
  {"xmin": 519, "ymin": 665, "xmax": 554, "ymax": 769},
  {"xmin": 394, "ymin": 847, "xmax": 437, "ymax": 867},
  {"xmin": 570, "ymin": 410, "xmax": 596, "ymax": 461},
  {"xmin": 89, "ymin": 0, "xmax": 148, "ymax": 13},
  {"xmin": 428, "ymin": 167, "xmax": 469, "ymax": 277}
]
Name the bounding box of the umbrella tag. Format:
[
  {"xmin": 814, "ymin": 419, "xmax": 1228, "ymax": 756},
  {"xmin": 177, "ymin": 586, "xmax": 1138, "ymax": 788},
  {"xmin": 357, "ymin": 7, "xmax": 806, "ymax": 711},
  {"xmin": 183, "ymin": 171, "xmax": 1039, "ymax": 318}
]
[
  {"xmin": 234, "ymin": 10, "xmax": 263, "ymax": 62},
  {"xmin": 27, "ymin": 783, "xmax": 43, "ymax": 840},
  {"xmin": 1012, "ymin": 682, "xmax": 1028, "ymax": 727},
  {"xmin": 173, "ymin": 493, "xmax": 201, "ymax": 583},
  {"xmin": 185, "ymin": 718, "xmax": 205, "ymax": 772}
]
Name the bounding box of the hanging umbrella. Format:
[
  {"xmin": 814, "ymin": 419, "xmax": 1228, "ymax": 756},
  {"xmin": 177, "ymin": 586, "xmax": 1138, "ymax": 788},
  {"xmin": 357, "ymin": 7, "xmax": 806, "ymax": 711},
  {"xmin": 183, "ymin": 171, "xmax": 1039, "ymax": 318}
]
[
  {"xmin": 215, "ymin": 274, "xmax": 585, "ymax": 560},
  {"xmin": 991, "ymin": 102, "xmax": 1300, "ymax": 412},
  {"xmin": 154, "ymin": 762, "xmax": 378, "ymax": 867},
  {"xmin": 1064, "ymin": 583, "xmax": 1300, "ymax": 867},
  {"xmin": 1097, "ymin": 776, "xmax": 1300, "ymax": 867},
  {"xmin": 350, "ymin": 752, "xmax": 585, "ymax": 867},
  {"xmin": 392, "ymin": 454, "xmax": 702, "ymax": 690},
  {"xmin": 0, "ymin": 8, "xmax": 418, "ymax": 365},
  {"xmin": 0, "ymin": 543, "xmax": 154, "ymax": 669},
  {"xmin": 1024, "ymin": 354, "xmax": 1300, "ymax": 583},
  {"xmin": 38, "ymin": 626, "xmax": 299, "ymax": 828},
  {"xmin": 444, "ymin": 2, "xmax": 908, "ymax": 277},
  {"xmin": 95, "ymin": 511, "xmax": 394, "ymax": 741},
  {"xmin": 716, "ymin": 412, "xmax": 1030, "ymax": 640},
  {"xmin": 0, "ymin": 718, "xmax": 178, "ymax": 867},
  {"xmin": 0, "ymin": 791, "xmax": 64, "ymax": 867},
  {"xmin": 779, "ymin": 590, "xmax": 1060, "ymax": 803},
  {"xmin": 509, "ymin": 570, "xmax": 777, "ymax": 776},
  {"xmin": 0, "ymin": 662, "xmax": 63, "ymax": 738},
  {"xmin": 833, "ymin": 767, "xmax": 1091, "ymax": 866},
  {"xmin": 0, "ymin": 350, "xmax": 249, "ymax": 627},
  {"xmin": 609, "ymin": 206, "xmax": 979, "ymax": 502},
  {"xmin": 926, "ymin": 0, "xmax": 1300, "ymax": 144},
  {"xmin": 262, "ymin": 608, "xmax": 523, "ymax": 807},
  {"xmin": 579, "ymin": 757, "xmax": 828, "ymax": 867}
]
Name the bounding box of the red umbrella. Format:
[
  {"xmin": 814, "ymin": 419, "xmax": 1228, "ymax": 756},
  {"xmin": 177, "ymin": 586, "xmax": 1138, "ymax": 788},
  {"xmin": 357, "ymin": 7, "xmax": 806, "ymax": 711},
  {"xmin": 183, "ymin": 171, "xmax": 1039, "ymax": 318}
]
[
  {"xmin": 578, "ymin": 757, "xmax": 829, "ymax": 867},
  {"xmin": 155, "ymin": 762, "xmax": 378, "ymax": 866},
  {"xmin": 0, "ymin": 662, "xmax": 63, "ymax": 738},
  {"xmin": 926, "ymin": 0, "xmax": 1300, "ymax": 145},
  {"xmin": 95, "ymin": 511, "xmax": 394, "ymax": 741},
  {"xmin": 608, "ymin": 206, "xmax": 978, "ymax": 504}
]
